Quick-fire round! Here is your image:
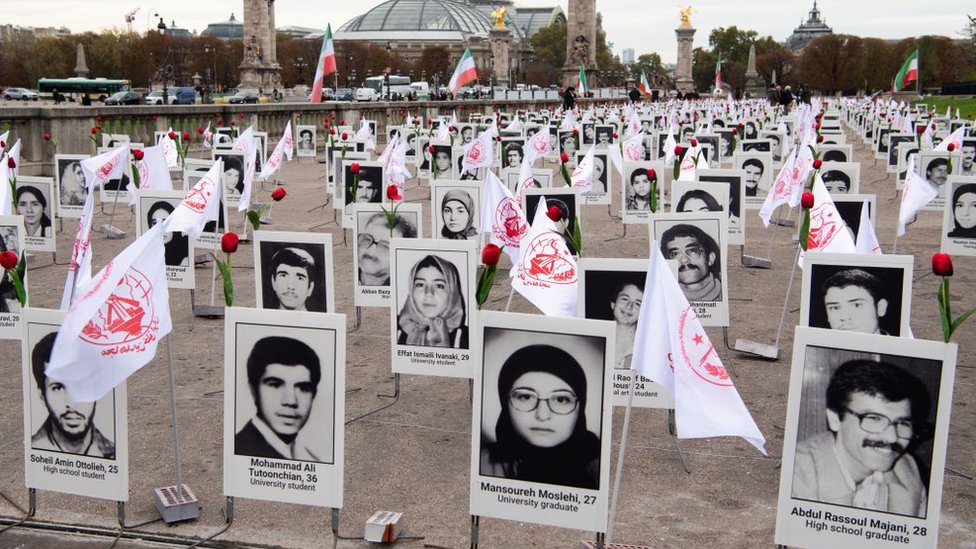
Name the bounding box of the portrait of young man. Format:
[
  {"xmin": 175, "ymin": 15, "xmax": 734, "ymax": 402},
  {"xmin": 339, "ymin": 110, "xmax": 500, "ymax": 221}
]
[
  {"xmin": 806, "ymin": 261, "xmax": 907, "ymax": 337},
  {"xmin": 235, "ymin": 336, "xmax": 324, "ymax": 461},
  {"xmin": 259, "ymin": 244, "xmax": 326, "ymax": 312},
  {"xmin": 659, "ymin": 223, "xmax": 723, "ymax": 302},
  {"xmin": 30, "ymin": 332, "xmax": 116, "ymax": 458},
  {"xmin": 214, "ymin": 152, "xmax": 245, "ymax": 207},
  {"xmin": 296, "ymin": 125, "xmax": 316, "ymax": 157},
  {"xmin": 822, "ymin": 170, "xmax": 852, "ymax": 194},
  {"xmin": 961, "ymin": 139, "xmax": 976, "ymax": 176},
  {"xmin": 625, "ymin": 168, "xmax": 653, "ymax": 212},
  {"xmin": 791, "ymin": 357, "xmax": 935, "ymax": 519},
  {"xmin": 741, "ymin": 158, "xmax": 765, "ymax": 197}
]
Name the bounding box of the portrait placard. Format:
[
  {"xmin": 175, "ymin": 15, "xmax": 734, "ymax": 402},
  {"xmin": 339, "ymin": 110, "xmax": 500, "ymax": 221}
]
[
  {"xmin": 820, "ymin": 144, "xmax": 853, "ymax": 164},
  {"xmin": 821, "ymin": 162, "xmax": 861, "ymax": 195},
  {"xmin": 831, "ymin": 194, "xmax": 876, "ymax": 243},
  {"xmin": 431, "ymin": 181, "xmax": 482, "ymax": 240},
  {"xmin": 578, "ymin": 258, "xmax": 673, "ymax": 408},
  {"xmin": 940, "ymin": 177, "xmax": 976, "ymax": 255},
  {"xmin": 254, "ymin": 231, "xmax": 335, "ymax": 313},
  {"xmin": 223, "ymin": 307, "xmax": 345, "ymax": 508},
  {"xmin": 759, "ymin": 131, "xmax": 787, "ymax": 164},
  {"xmin": 621, "ymin": 161, "xmax": 667, "ymax": 224},
  {"xmin": 558, "ymin": 130, "xmax": 578, "ymax": 166},
  {"xmin": 192, "ymin": 188, "xmax": 230, "ymax": 249},
  {"xmin": 959, "ymin": 138, "xmax": 976, "ymax": 176},
  {"xmin": 697, "ymin": 169, "xmax": 746, "ymax": 245},
  {"xmin": 295, "ymin": 125, "xmax": 317, "ymax": 158},
  {"xmin": 136, "ymin": 191, "xmax": 194, "ymax": 289},
  {"xmin": 96, "ymin": 147, "xmax": 132, "ymax": 204},
  {"xmin": 0, "ymin": 215, "xmax": 26, "ymax": 339},
  {"xmin": 775, "ymin": 326, "xmax": 956, "ymax": 549},
  {"xmin": 916, "ymin": 150, "xmax": 962, "ymax": 211},
  {"xmin": 54, "ymin": 154, "xmax": 90, "ymax": 218},
  {"xmin": 252, "ymin": 131, "xmax": 268, "ymax": 175},
  {"xmin": 455, "ymin": 145, "xmax": 485, "ymax": 181},
  {"xmin": 353, "ymin": 203, "xmax": 423, "ymax": 307},
  {"xmin": 733, "ymin": 151, "xmax": 774, "ymax": 209},
  {"xmin": 505, "ymin": 169, "xmax": 553, "ymax": 197},
  {"xmin": 523, "ymin": 188, "xmax": 580, "ymax": 256},
  {"xmin": 390, "ymin": 239, "xmax": 477, "ymax": 378},
  {"xmin": 339, "ymin": 159, "xmax": 384, "ymax": 228},
  {"xmin": 501, "ymin": 138, "xmax": 527, "ymax": 171},
  {"xmin": 470, "ymin": 311, "xmax": 614, "ymax": 533},
  {"xmin": 672, "ymin": 180, "xmax": 732, "ymax": 245},
  {"xmin": 213, "ymin": 150, "xmax": 247, "ymax": 210},
  {"xmin": 330, "ymin": 150, "xmax": 368, "ymax": 199},
  {"xmin": 429, "ymin": 143, "xmax": 455, "ymax": 181},
  {"xmin": 800, "ymin": 252, "xmax": 913, "ymax": 337},
  {"xmin": 576, "ymin": 150, "xmax": 611, "ymax": 205},
  {"xmin": 650, "ymin": 212, "xmax": 730, "ymax": 326},
  {"xmin": 887, "ymin": 134, "xmax": 915, "ymax": 173},
  {"xmin": 22, "ymin": 308, "xmax": 128, "ymax": 501},
  {"xmin": 14, "ymin": 176, "xmax": 57, "ymax": 253}
]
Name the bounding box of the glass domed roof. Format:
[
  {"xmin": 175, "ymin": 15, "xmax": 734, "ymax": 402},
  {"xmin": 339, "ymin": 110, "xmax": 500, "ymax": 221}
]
[{"xmin": 338, "ymin": 0, "xmax": 492, "ymax": 36}]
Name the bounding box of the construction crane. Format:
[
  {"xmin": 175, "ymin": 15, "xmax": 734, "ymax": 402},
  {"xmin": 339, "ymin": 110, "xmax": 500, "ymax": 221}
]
[{"xmin": 124, "ymin": 7, "xmax": 140, "ymax": 33}]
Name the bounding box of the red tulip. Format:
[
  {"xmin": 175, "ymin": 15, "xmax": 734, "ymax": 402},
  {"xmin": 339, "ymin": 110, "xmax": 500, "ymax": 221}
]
[
  {"xmin": 674, "ymin": 145, "xmax": 684, "ymax": 156},
  {"xmin": 132, "ymin": 149, "xmax": 144, "ymax": 161},
  {"xmin": 612, "ymin": 132, "xmax": 618, "ymax": 139},
  {"xmin": 572, "ymin": 128, "xmax": 579, "ymax": 136},
  {"xmin": 350, "ymin": 162, "xmax": 360, "ymax": 174},
  {"xmin": 801, "ymin": 192, "xmax": 815, "ymax": 209},
  {"xmin": 647, "ymin": 168, "xmax": 657, "ymax": 181},
  {"xmin": 947, "ymin": 143, "xmax": 956, "ymax": 152},
  {"xmin": 229, "ymin": 120, "xmax": 235, "ymax": 126},
  {"xmin": 386, "ymin": 185, "xmax": 402, "ymax": 201},
  {"xmin": 151, "ymin": 114, "xmax": 158, "ymax": 121},
  {"xmin": 546, "ymin": 205, "xmax": 563, "ymax": 222},
  {"xmin": 91, "ymin": 127, "xmax": 98, "ymax": 134},
  {"xmin": 817, "ymin": 135, "xmax": 825, "ymax": 143},
  {"xmin": 690, "ymin": 138, "xmax": 698, "ymax": 147},
  {"xmin": 0, "ymin": 251, "xmax": 17, "ymax": 270},
  {"xmin": 339, "ymin": 119, "xmax": 345, "ymax": 125},
  {"xmin": 330, "ymin": 128, "xmax": 336, "ymax": 135},
  {"xmin": 168, "ymin": 131, "xmax": 177, "ymax": 140},
  {"xmin": 560, "ymin": 152, "xmax": 570, "ymax": 164},
  {"xmin": 271, "ymin": 187, "xmax": 287, "ymax": 201},
  {"xmin": 42, "ymin": 133, "xmax": 51, "ymax": 141},
  {"xmin": 220, "ymin": 232, "xmax": 239, "ymax": 254},
  {"xmin": 341, "ymin": 131, "xmax": 348, "ymax": 140},
  {"xmin": 731, "ymin": 128, "xmax": 738, "ymax": 136},
  {"xmin": 6, "ymin": 157, "xmax": 15, "ymax": 169},
  {"xmin": 197, "ymin": 126, "xmax": 205, "ymax": 135},
  {"xmin": 932, "ymin": 253, "xmax": 953, "ymax": 277},
  {"xmin": 813, "ymin": 159, "xmax": 823, "ymax": 170},
  {"xmin": 95, "ymin": 115, "xmax": 102, "ymax": 122},
  {"xmin": 182, "ymin": 131, "xmax": 191, "ymax": 140},
  {"xmin": 428, "ymin": 145, "xmax": 435, "ymax": 154},
  {"xmin": 481, "ymin": 243, "xmax": 501, "ymax": 266},
  {"xmin": 916, "ymin": 126, "xmax": 925, "ymax": 135}
]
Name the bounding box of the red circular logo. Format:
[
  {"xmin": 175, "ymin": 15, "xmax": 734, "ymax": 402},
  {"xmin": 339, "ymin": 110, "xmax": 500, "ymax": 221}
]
[
  {"xmin": 80, "ymin": 267, "xmax": 156, "ymax": 347},
  {"xmin": 677, "ymin": 306, "xmax": 731, "ymax": 386}
]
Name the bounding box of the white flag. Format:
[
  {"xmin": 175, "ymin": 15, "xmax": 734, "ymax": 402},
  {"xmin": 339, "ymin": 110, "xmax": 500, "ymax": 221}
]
[
  {"xmin": 233, "ymin": 126, "xmax": 257, "ymax": 211},
  {"xmin": 126, "ymin": 145, "xmax": 172, "ymax": 205},
  {"xmin": 201, "ymin": 122, "xmax": 213, "ymax": 149},
  {"xmin": 855, "ymin": 201, "xmax": 882, "ymax": 255},
  {"xmin": 799, "ymin": 175, "xmax": 856, "ymax": 266},
  {"xmin": 510, "ymin": 198, "xmax": 578, "ymax": 317},
  {"xmin": 621, "ymin": 132, "xmax": 645, "ymax": 162},
  {"xmin": 481, "ymin": 171, "xmax": 527, "ymax": 264},
  {"xmin": 523, "ymin": 125, "xmax": 552, "ymax": 166},
  {"xmin": 386, "ymin": 138, "xmax": 411, "ymax": 192},
  {"xmin": 354, "ymin": 121, "xmax": 375, "ymax": 151},
  {"xmin": 571, "ymin": 146, "xmax": 596, "ymax": 192},
  {"xmin": 663, "ymin": 133, "xmax": 678, "ymax": 165},
  {"xmin": 503, "ymin": 116, "xmax": 522, "ymax": 133},
  {"xmin": 934, "ymin": 127, "xmax": 965, "ymax": 152},
  {"xmin": 897, "ymin": 156, "xmax": 938, "ymax": 236},
  {"xmin": 631, "ymin": 242, "xmax": 766, "ymax": 453},
  {"xmin": 47, "ymin": 222, "xmax": 172, "ymax": 402},
  {"xmin": 260, "ymin": 121, "xmax": 295, "ymax": 181},
  {"xmin": 59, "ymin": 186, "xmax": 96, "ymax": 309},
  {"xmin": 462, "ymin": 126, "xmax": 496, "ymax": 172},
  {"xmin": 164, "ymin": 159, "xmax": 223, "ymax": 239},
  {"xmin": 81, "ymin": 145, "xmax": 129, "ymax": 190},
  {"xmin": 160, "ymin": 130, "xmax": 179, "ymax": 168},
  {"xmin": 759, "ymin": 147, "xmax": 804, "ymax": 227}
]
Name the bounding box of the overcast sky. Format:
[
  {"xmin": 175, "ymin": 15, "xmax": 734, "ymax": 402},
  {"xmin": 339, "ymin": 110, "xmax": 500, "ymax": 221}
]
[{"xmin": 4, "ymin": 1, "xmax": 971, "ymax": 64}]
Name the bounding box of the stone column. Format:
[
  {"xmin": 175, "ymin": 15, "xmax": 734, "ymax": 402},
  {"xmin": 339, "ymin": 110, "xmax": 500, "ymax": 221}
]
[
  {"xmin": 489, "ymin": 28, "xmax": 511, "ymax": 88},
  {"xmin": 675, "ymin": 26, "xmax": 696, "ymax": 94}
]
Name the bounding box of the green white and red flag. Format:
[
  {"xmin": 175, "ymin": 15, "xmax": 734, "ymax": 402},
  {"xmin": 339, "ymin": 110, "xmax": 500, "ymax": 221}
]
[
  {"xmin": 638, "ymin": 71, "xmax": 652, "ymax": 96},
  {"xmin": 309, "ymin": 24, "xmax": 337, "ymax": 104},
  {"xmin": 892, "ymin": 49, "xmax": 919, "ymax": 92},
  {"xmin": 577, "ymin": 66, "xmax": 587, "ymax": 95},
  {"xmin": 449, "ymin": 48, "xmax": 478, "ymax": 97}
]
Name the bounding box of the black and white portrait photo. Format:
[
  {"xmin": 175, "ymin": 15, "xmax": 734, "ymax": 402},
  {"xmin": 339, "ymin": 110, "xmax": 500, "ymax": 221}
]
[
  {"xmin": 55, "ymin": 154, "xmax": 89, "ymax": 218},
  {"xmin": 254, "ymin": 231, "xmax": 334, "ymax": 313},
  {"xmin": 137, "ymin": 191, "xmax": 193, "ymax": 289},
  {"xmin": 14, "ymin": 177, "xmax": 56, "ymax": 252},
  {"xmin": 821, "ymin": 161, "xmax": 861, "ymax": 196},
  {"xmin": 354, "ymin": 203, "xmax": 423, "ymax": 307},
  {"xmin": 800, "ymin": 253, "xmax": 913, "ymax": 337},
  {"xmin": 0, "ymin": 217, "xmax": 25, "ymax": 337},
  {"xmin": 505, "ymin": 169, "xmax": 553, "ymax": 197},
  {"xmin": 22, "ymin": 309, "xmax": 128, "ymax": 501},
  {"xmin": 432, "ymin": 182, "xmax": 480, "ymax": 240},
  {"xmin": 213, "ymin": 151, "xmax": 246, "ymax": 209},
  {"xmin": 820, "ymin": 144, "xmax": 852, "ymax": 164},
  {"xmin": 698, "ymin": 170, "xmax": 746, "ymax": 245},
  {"xmin": 887, "ymin": 134, "xmax": 915, "ymax": 173},
  {"xmin": 832, "ymin": 195, "xmax": 875, "ymax": 242},
  {"xmin": 390, "ymin": 240, "xmax": 477, "ymax": 378},
  {"xmin": 733, "ymin": 152, "xmax": 774, "ymax": 206},
  {"xmin": 430, "ymin": 144, "xmax": 454, "ymax": 180},
  {"xmin": 652, "ymin": 213, "xmax": 729, "ymax": 325},
  {"xmin": 296, "ymin": 125, "xmax": 316, "ymax": 157},
  {"xmin": 558, "ymin": 130, "xmax": 578, "ymax": 164},
  {"xmin": 594, "ymin": 125, "xmax": 614, "ymax": 148},
  {"xmin": 224, "ymin": 308, "xmax": 345, "ymax": 508},
  {"xmin": 503, "ymin": 139, "xmax": 526, "ymax": 170},
  {"xmin": 621, "ymin": 161, "xmax": 662, "ymax": 223},
  {"xmin": 918, "ymin": 152, "xmax": 957, "ymax": 199},
  {"xmin": 470, "ymin": 312, "xmax": 613, "ymax": 532},
  {"xmin": 455, "ymin": 146, "xmax": 483, "ymax": 181},
  {"xmin": 940, "ymin": 179, "xmax": 976, "ymax": 256},
  {"xmin": 960, "ymin": 138, "xmax": 976, "ymax": 176},
  {"xmin": 776, "ymin": 327, "xmax": 957, "ymax": 549},
  {"xmin": 342, "ymin": 162, "xmax": 384, "ymax": 207}
]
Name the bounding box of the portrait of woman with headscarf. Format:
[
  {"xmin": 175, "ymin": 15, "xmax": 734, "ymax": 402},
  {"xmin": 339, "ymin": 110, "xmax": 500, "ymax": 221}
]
[
  {"xmin": 440, "ymin": 189, "xmax": 478, "ymax": 240},
  {"xmin": 948, "ymin": 183, "xmax": 976, "ymax": 239},
  {"xmin": 480, "ymin": 344, "xmax": 600, "ymax": 489},
  {"xmin": 397, "ymin": 254, "xmax": 468, "ymax": 349}
]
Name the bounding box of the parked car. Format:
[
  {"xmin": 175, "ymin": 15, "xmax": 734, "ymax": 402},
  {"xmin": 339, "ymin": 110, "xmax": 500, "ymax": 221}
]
[
  {"xmin": 3, "ymin": 87, "xmax": 39, "ymax": 101},
  {"xmin": 354, "ymin": 87, "xmax": 378, "ymax": 102},
  {"xmin": 332, "ymin": 87, "xmax": 354, "ymax": 101},
  {"xmin": 104, "ymin": 91, "xmax": 142, "ymax": 105},
  {"xmin": 145, "ymin": 90, "xmax": 175, "ymax": 105},
  {"xmin": 144, "ymin": 87, "xmax": 195, "ymax": 105},
  {"xmin": 410, "ymin": 81, "xmax": 431, "ymax": 100},
  {"xmin": 227, "ymin": 91, "xmax": 259, "ymax": 104}
]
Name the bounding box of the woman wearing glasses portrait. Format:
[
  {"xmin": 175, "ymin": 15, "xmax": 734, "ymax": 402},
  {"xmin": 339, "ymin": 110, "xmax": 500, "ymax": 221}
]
[{"xmin": 480, "ymin": 344, "xmax": 600, "ymax": 489}]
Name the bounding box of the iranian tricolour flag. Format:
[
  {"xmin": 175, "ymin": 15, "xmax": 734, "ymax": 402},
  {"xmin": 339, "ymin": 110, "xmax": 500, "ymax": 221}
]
[
  {"xmin": 449, "ymin": 48, "xmax": 478, "ymax": 97},
  {"xmin": 577, "ymin": 66, "xmax": 587, "ymax": 95},
  {"xmin": 638, "ymin": 71, "xmax": 652, "ymax": 97},
  {"xmin": 309, "ymin": 24, "xmax": 337, "ymax": 104},
  {"xmin": 892, "ymin": 49, "xmax": 919, "ymax": 92},
  {"xmin": 713, "ymin": 53, "xmax": 723, "ymax": 93}
]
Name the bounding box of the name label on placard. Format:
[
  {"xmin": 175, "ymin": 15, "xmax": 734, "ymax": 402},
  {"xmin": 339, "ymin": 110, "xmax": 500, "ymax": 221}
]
[
  {"xmin": 480, "ymin": 481, "xmax": 597, "ymax": 513},
  {"xmin": 30, "ymin": 453, "xmax": 120, "ymax": 481},
  {"xmin": 790, "ymin": 506, "xmax": 924, "ymax": 544},
  {"xmin": 248, "ymin": 458, "xmax": 320, "ymax": 493}
]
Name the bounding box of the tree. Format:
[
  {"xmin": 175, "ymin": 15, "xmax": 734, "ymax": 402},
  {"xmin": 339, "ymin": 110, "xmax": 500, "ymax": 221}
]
[
  {"xmin": 631, "ymin": 53, "xmax": 672, "ymax": 88},
  {"xmin": 530, "ymin": 18, "xmax": 566, "ymax": 85},
  {"xmin": 415, "ymin": 46, "xmax": 451, "ymax": 84},
  {"xmin": 798, "ymin": 34, "xmax": 864, "ymax": 94},
  {"xmin": 756, "ymin": 47, "xmax": 795, "ymax": 85}
]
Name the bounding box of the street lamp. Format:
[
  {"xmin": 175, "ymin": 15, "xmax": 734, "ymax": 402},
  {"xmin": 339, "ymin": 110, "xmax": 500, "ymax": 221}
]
[
  {"xmin": 146, "ymin": 10, "xmax": 160, "ymax": 33},
  {"xmin": 295, "ymin": 56, "xmax": 307, "ymax": 85}
]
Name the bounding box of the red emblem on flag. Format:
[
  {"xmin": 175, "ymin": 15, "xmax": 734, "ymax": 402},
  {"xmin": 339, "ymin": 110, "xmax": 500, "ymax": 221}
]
[
  {"xmin": 493, "ymin": 197, "xmax": 526, "ymax": 246},
  {"xmin": 677, "ymin": 306, "xmax": 731, "ymax": 386},
  {"xmin": 80, "ymin": 268, "xmax": 157, "ymax": 348},
  {"xmin": 807, "ymin": 202, "xmax": 844, "ymax": 250},
  {"xmin": 522, "ymin": 236, "xmax": 576, "ymax": 285},
  {"xmin": 466, "ymin": 140, "xmax": 485, "ymax": 162},
  {"xmin": 183, "ymin": 177, "xmax": 216, "ymax": 213}
]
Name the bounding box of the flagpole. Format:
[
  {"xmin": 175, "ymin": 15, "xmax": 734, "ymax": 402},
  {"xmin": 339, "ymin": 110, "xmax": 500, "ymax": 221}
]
[
  {"xmin": 606, "ymin": 372, "xmax": 637, "ymax": 543},
  {"xmin": 165, "ymin": 334, "xmax": 185, "ymax": 500}
]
